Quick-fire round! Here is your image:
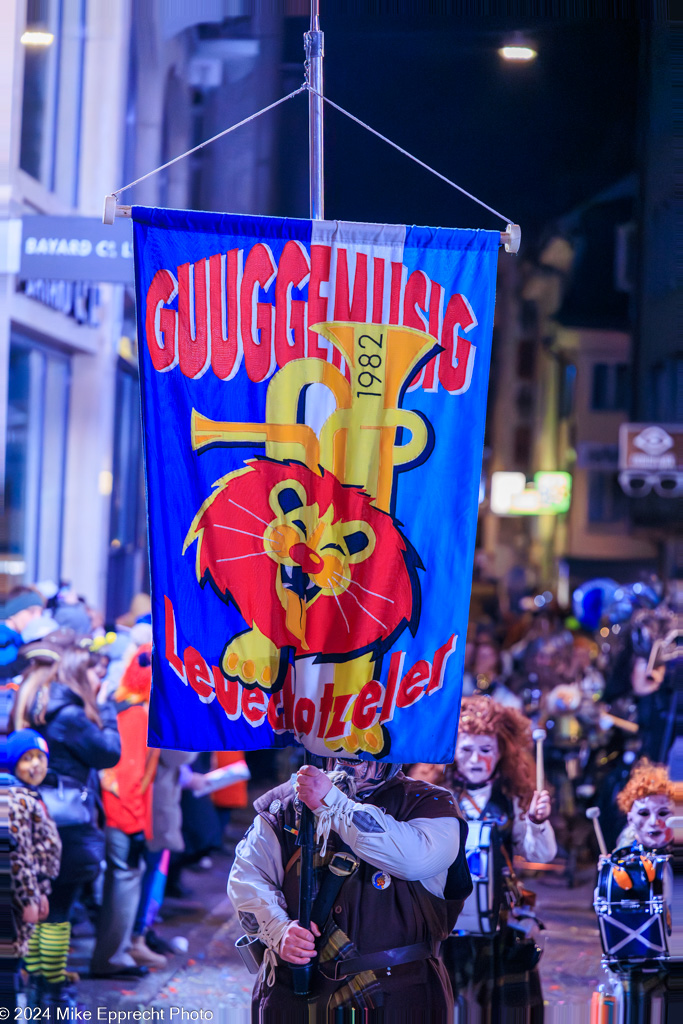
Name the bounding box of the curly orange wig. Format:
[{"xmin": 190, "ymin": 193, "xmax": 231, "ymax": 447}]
[
  {"xmin": 115, "ymin": 644, "xmax": 152, "ymax": 704},
  {"xmin": 452, "ymin": 696, "xmax": 537, "ymax": 810},
  {"xmin": 616, "ymin": 759, "xmax": 675, "ymax": 814}
]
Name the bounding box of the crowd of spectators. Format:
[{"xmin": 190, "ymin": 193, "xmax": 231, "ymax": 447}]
[
  {"xmin": 1, "ymin": 584, "xmax": 247, "ymax": 1011},
  {"xmin": 0, "ymin": 575, "xmax": 678, "ymax": 1010}
]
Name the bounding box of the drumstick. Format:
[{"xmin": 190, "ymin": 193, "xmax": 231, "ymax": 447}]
[
  {"xmin": 586, "ymin": 807, "xmax": 608, "ymax": 857},
  {"xmin": 532, "ymin": 729, "xmax": 546, "ymax": 793},
  {"xmin": 601, "ymin": 712, "xmax": 639, "ymax": 734}
]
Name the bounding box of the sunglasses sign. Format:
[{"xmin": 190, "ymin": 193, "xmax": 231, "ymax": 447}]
[
  {"xmin": 618, "ymin": 424, "xmax": 683, "ymax": 498},
  {"xmin": 132, "ymin": 208, "xmax": 499, "ymax": 762}
]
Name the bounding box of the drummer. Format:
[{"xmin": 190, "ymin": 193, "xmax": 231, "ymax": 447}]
[
  {"xmin": 442, "ymin": 695, "xmax": 557, "ymax": 1016},
  {"xmin": 614, "ymin": 758, "xmax": 675, "ymax": 852},
  {"xmin": 446, "ymin": 696, "xmax": 557, "ymax": 863}
]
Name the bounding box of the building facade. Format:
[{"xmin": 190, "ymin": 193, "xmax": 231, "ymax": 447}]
[
  {"xmin": 1, "ymin": 1, "xmax": 290, "ymax": 619},
  {"xmin": 1, "ymin": 0, "xmax": 131, "ymax": 613}
]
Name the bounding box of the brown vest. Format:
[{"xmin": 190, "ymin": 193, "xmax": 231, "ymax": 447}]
[{"xmin": 254, "ymin": 772, "xmax": 464, "ymax": 955}]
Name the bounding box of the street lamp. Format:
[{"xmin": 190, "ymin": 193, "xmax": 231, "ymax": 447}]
[
  {"xmin": 20, "ymin": 30, "xmax": 54, "ymax": 46},
  {"xmin": 498, "ymin": 34, "xmax": 537, "ymax": 62}
]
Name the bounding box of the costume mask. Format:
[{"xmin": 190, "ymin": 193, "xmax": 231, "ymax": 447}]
[
  {"xmin": 455, "ymin": 733, "xmax": 500, "ymax": 785},
  {"xmin": 329, "ymin": 758, "xmax": 401, "ymax": 796},
  {"xmin": 628, "ymin": 794, "xmax": 674, "ymax": 849},
  {"xmin": 15, "ymin": 749, "xmax": 48, "ymax": 787}
]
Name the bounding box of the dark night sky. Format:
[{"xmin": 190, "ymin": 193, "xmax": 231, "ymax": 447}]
[{"xmin": 278, "ymin": 16, "xmax": 640, "ymax": 243}]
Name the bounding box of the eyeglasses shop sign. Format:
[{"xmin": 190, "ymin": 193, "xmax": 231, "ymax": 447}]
[
  {"xmin": 20, "ymin": 216, "xmax": 134, "ymax": 283},
  {"xmin": 618, "ymin": 423, "xmax": 683, "ymax": 499},
  {"xmin": 619, "ymin": 424, "xmax": 683, "ymax": 472}
]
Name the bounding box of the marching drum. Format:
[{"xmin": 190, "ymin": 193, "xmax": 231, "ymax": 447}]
[
  {"xmin": 594, "ymin": 851, "xmax": 672, "ymax": 964},
  {"xmin": 454, "ymin": 819, "xmax": 504, "ymax": 936}
]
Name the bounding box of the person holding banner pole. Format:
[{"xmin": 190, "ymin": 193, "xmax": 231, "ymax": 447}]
[{"xmin": 228, "ymin": 757, "xmax": 472, "ymax": 1021}]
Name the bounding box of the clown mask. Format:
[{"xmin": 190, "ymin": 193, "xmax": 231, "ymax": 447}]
[
  {"xmin": 455, "ymin": 733, "xmax": 500, "ymax": 785},
  {"xmin": 628, "ymin": 793, "xmax": 674, "ymax": 849}
]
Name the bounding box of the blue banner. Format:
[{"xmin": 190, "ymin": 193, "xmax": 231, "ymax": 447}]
[{"xmin": 132, "ymin": 208, "xmax": 499, "ymax": 762}]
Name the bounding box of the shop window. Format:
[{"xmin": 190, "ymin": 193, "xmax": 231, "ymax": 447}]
[
  {"xmin": 519, "ymin": 300, "xmax": 537, "ymax": 332},
  {"xmin": 559, "ymin": 363, "xmax": 577, "ymax": 419},
  {"xmin": 3, "ymin": 338, "xmax": 70, "ymax": 585},
  {"xmin": 19, "ymin": 0, "xmax": 86, "ymax": 204},
  {"xmin": 513, "ymin": 425, "xmax": 532, "ymax": 465},
  {"xmin": 515, "ymin": 384, "xmax": 534, "ymax": 419},
  {"xmin": 105, "ymin": 360, "xmax": 149, "ymax": 623},
  {"xmin": 648, "ymin": 359, "xmax": 683, "ymax": 422},
  {"xmin": 516, "ymin": 340, "xmax": 536, "ymax": 380},
  {"xmin": 588, "ymin": 471, "xmax": 629, "ymax": 524},
  {"xmin": 591, "ymin": 363, "xmax": 630, "ymax": 411}
]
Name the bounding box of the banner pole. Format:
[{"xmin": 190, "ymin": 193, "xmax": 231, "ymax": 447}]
[
  {"xmin": 306, "ymin": 0, "xmax": 324, "ymax": 220},
  {"xmin": 291, "ymin": 3, "xmax": 325, "ymax": 998}
]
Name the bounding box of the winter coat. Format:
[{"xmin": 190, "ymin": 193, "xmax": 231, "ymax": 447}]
[
  {"xmin": 149, "ymin": 749, "xmax": 196, "ymax": 852},
  {"xmin": 27, "ymin": 682, "xmax": 121, "ymax": 886},
  {"xmin": 31, "ymin": 682, "xmax": 121, "ymax": 787},
  {"xmin": 9, "ymin": 784, "xmax": 61, "ymax": 957}
]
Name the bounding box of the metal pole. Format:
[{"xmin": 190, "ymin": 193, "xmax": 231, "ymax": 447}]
[
  {"xmin": 291, "ymin": 5, "xmax": 325, "ymax": 997},
  {"xmin": 292, "ymin": 751, "xmax": 320, "ymax": 996},
  {"xmin": 305, "ymin": 0, "xmax": 324, "ymax": 220}
]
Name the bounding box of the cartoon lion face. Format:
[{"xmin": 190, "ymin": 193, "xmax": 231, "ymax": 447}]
[{"xmin": 183, "ymin": 459, "xmax": 419, "ymax": 662}]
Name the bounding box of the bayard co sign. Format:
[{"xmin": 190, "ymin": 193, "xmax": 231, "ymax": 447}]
[{"xmin": 20, "ymin": 216, "xmax": 134, "ymax": 283}]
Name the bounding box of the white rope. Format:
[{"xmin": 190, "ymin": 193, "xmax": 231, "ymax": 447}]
[
  {"xmin": 315, "ymin": 801, "xmax": 355, "ymax": 858},
  {"xmin": 262, "ymin": 947, "xmax": 278, "ymax": 987},
  {"xmin": 110, "ymin": 79, "xmax": 514, "ymax": 227},
  {"xmin": 309, "ymin": 87, "xmax": 513, "ymax": 226},
  {"xmin": 112, "ymin": 85, "xmax": 307, "ymax": 197}
]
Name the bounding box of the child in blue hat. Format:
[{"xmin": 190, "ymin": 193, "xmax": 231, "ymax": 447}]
[
  {"xmin": 6, "ymin": 729, "xmax": 50, "ymax": 787},
  {"xmin": 5, "ymin": 730, "xmax": 61, "ymax": 1009}
]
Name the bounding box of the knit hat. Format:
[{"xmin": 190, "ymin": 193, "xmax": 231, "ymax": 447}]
[
  {"xmin": 6, "ymin": 729, "xmax": 49, "ymax": 773},
  {"xmin": 2, "ymin": 591, "xmax": 44, "ymax": 619}
]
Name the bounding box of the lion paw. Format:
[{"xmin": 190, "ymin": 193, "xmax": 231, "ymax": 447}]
[
  {"xmin": 326, "ymin": 721, "xmax": 388, "ymax": 758},
  {"xmin": 221, "ymin": 628, "xmax": 289, "ymax": 693}
]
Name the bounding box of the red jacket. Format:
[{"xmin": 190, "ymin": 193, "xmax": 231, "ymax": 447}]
[{"xmin": 101, "ymin": 702, "xmax": 157, "ymax": 838}]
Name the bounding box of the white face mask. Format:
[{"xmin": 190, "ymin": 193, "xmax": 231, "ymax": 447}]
[
  {"xmin": 627, "ymin": 794, "xmax": 674, "ymax": 848},
  {"xmin": 455, "ymin": 734, "xmax": 500, "ymax": 785}
]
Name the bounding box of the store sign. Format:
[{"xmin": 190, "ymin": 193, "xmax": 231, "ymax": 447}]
[
  {"xmin": 618, "ymin": 424, "xmax": 683, "ymax": 498},
  {"xmin": 619, "ymin": 424, "xmax": 683, "ymax": 471},
  {"xmin": 491, "ymin": 470, "xmax": 572, "ymax": 515},
  {"xmin": 19, "ymin": 217, "xmax": 134, "ymax": 283}
]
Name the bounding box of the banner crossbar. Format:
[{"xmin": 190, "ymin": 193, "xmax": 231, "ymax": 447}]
[{"xmin": 103, "ymin": 83, "xmax": 520, "ymax": 251}]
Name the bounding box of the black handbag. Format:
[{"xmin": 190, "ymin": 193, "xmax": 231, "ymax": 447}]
[{"xmin": 40, "ymin": 776, "xmax": 91, "ymax": 827}]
